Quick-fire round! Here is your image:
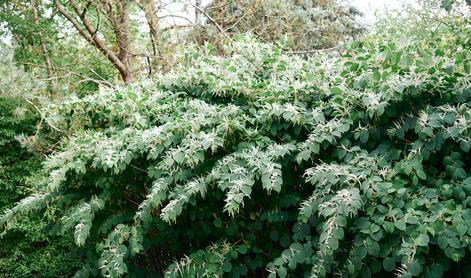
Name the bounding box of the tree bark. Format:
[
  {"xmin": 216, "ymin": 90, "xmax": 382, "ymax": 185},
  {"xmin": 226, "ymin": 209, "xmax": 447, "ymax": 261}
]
[
  {"xmin": 54, "ymin": 0, "xmax": 134, "ymax": 84},
  {"xmin": 30, "ymin": 0, "xmax": 54, "ymax": 81},
  {"xmin": 114, "ymin": 0, "xmax": 134, "ymax": 83},
  {"xmin": 137, "ymin": 0, "xmax": 160, "ymax": 76}
]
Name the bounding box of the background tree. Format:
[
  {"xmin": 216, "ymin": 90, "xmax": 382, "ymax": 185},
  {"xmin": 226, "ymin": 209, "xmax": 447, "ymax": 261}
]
[
  {"xmin": 53, "ymin": 0, "xmax": 135, "ymax": 84},
  {"xmin": 190, "ymin": 0, "xmax": 364, "ymax": 53},
  {"xmin": 0, "ymin": 0, "xmax": 117, "ymax": 91}
]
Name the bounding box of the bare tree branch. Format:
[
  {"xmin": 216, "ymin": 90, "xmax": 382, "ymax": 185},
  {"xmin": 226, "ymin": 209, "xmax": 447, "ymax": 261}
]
[
  {"xmin": 53, "ymin": 0, "xmax": 133, "ymax": 83},
  {"xmin": 188, "ymin": 0, "xmax": 230, "ymax": 40}
]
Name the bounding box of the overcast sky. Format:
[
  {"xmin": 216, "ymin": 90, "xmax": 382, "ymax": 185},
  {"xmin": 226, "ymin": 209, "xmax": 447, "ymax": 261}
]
[{"xmin": 352, "ymin": 0, "xmax": 405, "ymax": 13}]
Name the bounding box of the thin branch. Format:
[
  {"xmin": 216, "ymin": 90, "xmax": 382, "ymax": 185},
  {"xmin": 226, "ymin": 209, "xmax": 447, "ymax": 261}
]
[
  {"xmin": 19, "ymin": 61, "xmax": 114, "ymax": 87},
  {"xmin": 158, "ymin": 14, "xmax": 194, "ymax": 24},
  {"xmin": 23, "ymin": 97, "xmax": 64, "ymax": 133},
  {"xmin": 187, "ymin": 0, "xmax": 230, "ymax": 40},
  {"xmin": 287, "ymin": 46, "xmax": 340, "ymax": 55},
  {"xmin": 161, "ymin": 24, "xmax": 193, "ymax": 32},
  {"xmin": 54, "ymin": 0, "xmax": 129, "ymax": 80}
]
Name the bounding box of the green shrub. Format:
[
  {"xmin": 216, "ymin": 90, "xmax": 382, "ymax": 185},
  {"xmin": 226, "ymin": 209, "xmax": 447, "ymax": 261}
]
[{"xmin": 2, "ymin": 10, "xmax": 470, "ymax": 278}]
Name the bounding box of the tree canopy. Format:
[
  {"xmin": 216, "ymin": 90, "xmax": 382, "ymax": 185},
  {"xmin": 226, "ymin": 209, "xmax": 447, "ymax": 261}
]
[{"xmin": 0, "ymin": 0, "xmax": 364, "ymax": 84}]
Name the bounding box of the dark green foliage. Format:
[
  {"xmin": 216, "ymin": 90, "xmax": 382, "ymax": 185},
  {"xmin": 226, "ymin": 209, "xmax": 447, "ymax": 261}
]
[
  {"xmin": 0, "ymin": 97, "xmax": 81, "ymax": 277},
  {"xmin": 0, "ymin": 214, "xmax": 82, "ymax": 277},
  {"xmin": 0, "ymin": 97, "xmax": 38, "ymax": 194},
  {"xmin": 2, "ymin": 9, "xmax": 471, "ymax": 278}
]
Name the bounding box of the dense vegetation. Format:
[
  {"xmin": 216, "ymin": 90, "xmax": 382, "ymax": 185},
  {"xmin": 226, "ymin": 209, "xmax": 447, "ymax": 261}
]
[
  {"xmin": 0, "ymin": 52, "xmax": 81, "ymax": 276},
  {"xmin": 1, "ymin": 0, "xmax": 471, "ymax": 277},
  {"xmin": 0, "ymin": 0, "xmax": 366, "ymax": 276},
  {"xmin": 1, "ymin": 3, "xmax": 470, "ymax": 277}
]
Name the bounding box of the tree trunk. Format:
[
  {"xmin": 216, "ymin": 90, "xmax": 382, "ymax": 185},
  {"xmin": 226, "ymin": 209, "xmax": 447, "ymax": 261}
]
[
  {"xmin": 30, "ymin": 0, "xmax": 53, "ymax": 81},
  {"xmin": 54, "ymin": 0, "xmax": 134, "ymax": 84},
  {"xmin": 115, "ymin": 0, "xmax": 134, "ymax": 83},
  {"xmin": 138, "ymin": 0, "xmax": 160, "ymax": 76}
]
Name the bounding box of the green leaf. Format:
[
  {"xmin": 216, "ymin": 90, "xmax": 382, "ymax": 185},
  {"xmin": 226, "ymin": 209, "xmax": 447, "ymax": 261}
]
[
  {"xmin": 405, "ymin": 216, "xmax": 419, "ymax": 225},
  {"xmin": 427, "ymin": 264, "xmax": 444, "ymax": 278},
  {"xmin": 416, "ymin": 170, "xmax": 426, "ymax": 180},
  {"xmin": 213, "ymin": 218, "xmax": 223, "ymax": 227},
  {"xmin": 373, "ymin": 70, "xmax": 381, "ymax": 81},
  {"xmin": 383, "ymin": 257, "xmax": 395, "ymax": 272},
  {"xmin": 223, "ymin": 261, "xmax": 232, "ymax": 272},
  {"xmin": 350, "ymin": 63, "xmax": 360, "ymax": 72},
  {"xmin": 394, "ymin": 220, "xmax": 406, "ymax": 231},
  {"xmin": 360, "ymin": 131, "xmax": 369, "ymax": 144},
  {"xmin": 448, "ymin": 237, "xmax": 461, "ymax": 249},
  {"xmin": 280, "ymin": 235, "xmax": 290, "ymax": 248},
  {"xmin": 437, "ymin": 236, "xmax": 448, "ymax": 249},
  {"xmin": 456, "ymin": 224, "xmax": 467, "ymax": 235},
  {"xmin": 463, "ymin": 178, "xmax": 471, "ymax": 194},
  {"xmin": 383, "ymin": 222, "xmax": 395, "ymax": 233},
  {"xmin": 408, "ymin": 261, "xmax": 422, "ymax": 276},
  {"xmin": 460, "ymin": 141, "xmax": 470, "ymax": 152},
  {"xmin": 330, "ymin": 87, "xmax": 342, "ymax": 95},
  {"xmin": 278, "ymin": 266, "xmax": 287, "ymax": 278},
  {"xmin": 441, "ymin": 0, "xmax": 454, "ymax": 11},
  {"xmin": 270, "ymin": 230, "xmax": 280, "ymax": 241},
  {"xmin": 335, "ymin": 215, "xmax": 347, "ymax": 227},
  {"xmin": 238, "ymin": 244, "xmax": 248, "ymax": 254},
  {"xmin": 367, "ymin": 241, "xmax": 380, "ymax": 256},
  {"xmin": 415, "ymin": 234, "xmax": 429, "ymax": 246},
  {"xmin": 360, "ymin": 266, "xmax": 371, "ymax": 278},
  {"xmin": 173, "ymin": 151, "xmax": 185, "ymax": 164}
]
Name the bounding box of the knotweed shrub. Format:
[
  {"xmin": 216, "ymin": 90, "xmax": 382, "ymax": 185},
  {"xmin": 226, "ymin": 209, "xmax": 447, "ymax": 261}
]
[{"xmin": 2, "ymin": 12, "xmax": 470, "ymax": 278}]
